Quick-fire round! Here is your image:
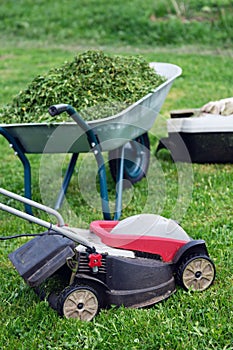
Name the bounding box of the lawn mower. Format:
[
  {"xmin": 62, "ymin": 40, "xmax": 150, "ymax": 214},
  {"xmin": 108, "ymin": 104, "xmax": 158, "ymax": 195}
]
[{"xmin": 0, "ymin": 104, "xmax": 216, "ymax": 321}]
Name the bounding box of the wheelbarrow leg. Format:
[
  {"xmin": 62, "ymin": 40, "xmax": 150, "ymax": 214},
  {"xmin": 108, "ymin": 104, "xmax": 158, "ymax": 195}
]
[
  {"xmin": 0, "ymin": 127, "xmax": 32, "ymax": 215},
  {"xmin": 114, "ymin": 146, "xmax": 125, "ymax": 220},
  {"xmin": 54, "ymin": 153, "xmax": 79, "ymax": 210}
]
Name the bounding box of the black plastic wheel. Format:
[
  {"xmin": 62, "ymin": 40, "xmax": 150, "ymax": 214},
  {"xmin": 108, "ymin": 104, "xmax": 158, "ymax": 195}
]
[
  {"xmin": 57, "ymin": 285, "xmax": 102, "ymax": 321},
  {"xmin": 177, "ymin": 254, "xmax": 216, "ymax": 292},
  {"xmin": 108, "ymin": 132, "xmax": 150, "ymax": 186}
]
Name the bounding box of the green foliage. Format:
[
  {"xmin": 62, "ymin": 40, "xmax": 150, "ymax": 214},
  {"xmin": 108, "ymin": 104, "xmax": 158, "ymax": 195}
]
[
  {"xmin": 0, "ymin": 50, "xmax": 165, "ymax": 123},
  {"xmin": 0, "ymin": 0, "xmax": 233, "ymax": 47}
]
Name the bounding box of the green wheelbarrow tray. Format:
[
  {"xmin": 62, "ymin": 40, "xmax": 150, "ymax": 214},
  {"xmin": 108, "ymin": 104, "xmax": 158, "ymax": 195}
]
[{"xmin": 0, "ymin": 63, "xmax": 182, "ymax": 154}]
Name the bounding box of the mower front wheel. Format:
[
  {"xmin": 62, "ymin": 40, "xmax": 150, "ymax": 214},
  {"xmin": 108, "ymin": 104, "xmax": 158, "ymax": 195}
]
[
  {"xmin": 177, "ymin": 254, "xmax": 216, "ymax": 292},
  {"xmin": 57, "ymin": 285, "xmax": 102, "ymax": 321}
]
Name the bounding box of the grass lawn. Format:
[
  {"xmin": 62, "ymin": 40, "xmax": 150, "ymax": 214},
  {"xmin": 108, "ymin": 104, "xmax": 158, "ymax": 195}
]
[{"xmin": 0, "ymin": 1, "xmax": 233, "ymax": 349}]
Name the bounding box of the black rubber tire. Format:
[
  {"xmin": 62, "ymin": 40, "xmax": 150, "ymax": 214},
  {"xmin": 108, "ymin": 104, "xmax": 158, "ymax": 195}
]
[
  {"xmin": 57, "ymin": 284, "xmax": 103, "ymax": 321},
  {"xmin": 176, "ymin": 253, "xmax": 216, "ymax": 292},
  {"xmin": 108, "ymin": 132, "xmax": 150, "ymax": 186}
]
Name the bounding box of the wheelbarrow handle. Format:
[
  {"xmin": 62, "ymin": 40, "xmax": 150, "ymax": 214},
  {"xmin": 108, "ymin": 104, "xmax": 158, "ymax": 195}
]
[
  {"xmin": 48, "ymin": 104, "xmax": 111, "ymax": 220},
  {"xmin": 48, "ymin": 104, "xmax": 69, "ymax": 116},
  {"xmin": 49, "ymin": 104, "xmax": 91, "ymax": 133}
]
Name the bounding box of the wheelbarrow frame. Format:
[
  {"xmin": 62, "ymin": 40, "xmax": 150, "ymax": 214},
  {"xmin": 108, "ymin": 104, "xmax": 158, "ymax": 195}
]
[{"xmin": 0, "ymin": 63, "xmax": 182, "ymax": 218}]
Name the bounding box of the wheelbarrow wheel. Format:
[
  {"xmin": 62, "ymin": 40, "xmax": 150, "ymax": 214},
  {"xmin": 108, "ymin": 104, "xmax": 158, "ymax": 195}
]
[
  {"xmin": 57, "ymin": 284, "xmax": 102, "ymax": 321},
  {"xmin": 177, "ymin": 254, "xmax": 216, "ymax": 292},
  {"xmin": 108, "ymin": 132, "xmax": 150, "ymax": 186}
]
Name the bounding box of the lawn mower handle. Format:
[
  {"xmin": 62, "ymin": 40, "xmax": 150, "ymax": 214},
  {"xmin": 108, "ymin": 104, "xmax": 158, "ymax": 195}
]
[
  {"xmin": 0, "ymin": 188, "xmax": 95, "ymax": 251},
  {"xmin": 0, "ymin": 187, "xmax": 65, "ymax": 226}
]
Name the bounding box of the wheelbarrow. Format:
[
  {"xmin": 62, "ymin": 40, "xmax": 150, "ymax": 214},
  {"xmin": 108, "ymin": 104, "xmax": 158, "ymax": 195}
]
[
  {"xmin": 0, "ymin": 187, "xmax": 216, "ymax": 321},
  {"xmin": 0, "ymin": 62, "xmax": 182, "ymax": 217}
]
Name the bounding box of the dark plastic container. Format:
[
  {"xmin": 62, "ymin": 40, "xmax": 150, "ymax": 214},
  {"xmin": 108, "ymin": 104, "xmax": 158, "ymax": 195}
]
[
  {"xmin": 157, "ymin": 112, "xmax": 233, "ymax": 163},
  {"xmin": 8, "ymin": 233, "xmax": 75, "ymax": 287}
]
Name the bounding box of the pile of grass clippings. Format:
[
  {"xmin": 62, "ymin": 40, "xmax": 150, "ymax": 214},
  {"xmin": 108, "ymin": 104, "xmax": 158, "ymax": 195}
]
[{"xmin": 0, "ymin": 50, "xmax": 166, "ymax": 124}]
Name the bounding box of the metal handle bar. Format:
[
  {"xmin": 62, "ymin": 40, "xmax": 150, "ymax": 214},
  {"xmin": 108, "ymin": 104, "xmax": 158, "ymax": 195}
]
[
  {"xmin": 0, "ymin": 188, "xmax": 65, "ymax": 226},
  {"xmin": 48, "ymin": 104, "xmax": 92, "ymax": 133},
  {"xmin": 0, "ymin": 188, "xmax": 95, "ymax": 250},
  {"xmin": 48, "ymin": 104, "xmax": 111, "ymax": 220}
]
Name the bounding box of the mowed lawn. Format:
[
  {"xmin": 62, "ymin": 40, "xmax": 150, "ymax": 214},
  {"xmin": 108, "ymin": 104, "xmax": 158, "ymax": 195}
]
[{"xmin": 0, "ymin": 1, "xmax": 233, "ymax": 349}]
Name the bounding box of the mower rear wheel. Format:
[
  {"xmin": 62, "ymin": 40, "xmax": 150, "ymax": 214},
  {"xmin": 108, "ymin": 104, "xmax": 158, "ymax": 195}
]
[
  {"xmin": 57, "ymin": 285, "xmax": 101, "ymax": 321},
  {"xmin": 108, "ymin": 133, "xmax": 150, "ymax": 186},
  {"xmin": 177, "ymin": 254, "xmax": 216, "ymax": 292}
]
